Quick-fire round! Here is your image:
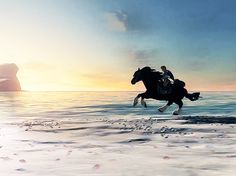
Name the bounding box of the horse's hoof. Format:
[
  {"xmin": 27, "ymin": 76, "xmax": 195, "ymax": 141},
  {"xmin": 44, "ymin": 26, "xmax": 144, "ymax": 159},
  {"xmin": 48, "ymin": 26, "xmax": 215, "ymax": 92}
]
[
  {"xmin": 173, "ymin": 109, "xmax": 181, "ymax": 115},
  {"xmin": 158, "ymin": 108, "xmax": 164, "ymax": 113},
  {"xmin": 141, "ymin": 99, "xmax": 147, "ymax": 108},
  {"xmin": 158, "ymin": 105, "xmax": 169, "ymax": 112},
  {"xmin": 133, "ymin": 97, "xmax": 139, "ymax": 107},
  {"xmin": 173, "ymin": 112, "xmax": 179, "ymax": 115}
]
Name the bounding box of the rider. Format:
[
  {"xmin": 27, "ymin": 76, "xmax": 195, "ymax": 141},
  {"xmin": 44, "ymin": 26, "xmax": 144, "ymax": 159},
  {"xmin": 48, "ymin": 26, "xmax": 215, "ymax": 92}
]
[{"xmin": 160, "ymin": 66, "xmax": 174, "ymax": 87}]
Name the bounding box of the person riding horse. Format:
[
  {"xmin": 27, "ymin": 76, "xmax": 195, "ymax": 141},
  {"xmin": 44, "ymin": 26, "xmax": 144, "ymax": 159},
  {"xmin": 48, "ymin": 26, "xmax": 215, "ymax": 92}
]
[
  {"xmin": 160, "ymin": 66, "xmax": 174, "ymax": 87},
  {"xmin": 131, "ymin": 66, "xmax": 200, "ymax": 115}
]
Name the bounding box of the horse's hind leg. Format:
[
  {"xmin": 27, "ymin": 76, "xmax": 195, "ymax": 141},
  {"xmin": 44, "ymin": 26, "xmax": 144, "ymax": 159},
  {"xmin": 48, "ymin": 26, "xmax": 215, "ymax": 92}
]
[
  {"xmin": 158, "ymin": 101, "xmax": 173, "ymax": 112},
  {"xmin": 173, "ymin": 100, "xmax": 183, "ymax": 115}
]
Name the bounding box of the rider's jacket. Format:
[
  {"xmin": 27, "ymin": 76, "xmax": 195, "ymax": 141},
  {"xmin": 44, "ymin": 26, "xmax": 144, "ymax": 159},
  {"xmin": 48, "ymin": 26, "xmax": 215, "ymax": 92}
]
[{"xmin": 162, "ymin": 70, "xmax": 174, "ymax": 82}]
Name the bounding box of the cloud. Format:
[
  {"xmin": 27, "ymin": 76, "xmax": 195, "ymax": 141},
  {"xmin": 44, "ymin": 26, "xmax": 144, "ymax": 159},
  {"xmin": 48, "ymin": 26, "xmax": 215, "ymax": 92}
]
[
  {"xmin": 105, "ymin": 11, "xmax": 128, "ymax": 32},
  {"xmin": 127, "ymin": 48, "xmax": 160, "ymax": 66},
  {"xmin": 104, "ymin": 9, "xmax": 150, "ymax": 33}
]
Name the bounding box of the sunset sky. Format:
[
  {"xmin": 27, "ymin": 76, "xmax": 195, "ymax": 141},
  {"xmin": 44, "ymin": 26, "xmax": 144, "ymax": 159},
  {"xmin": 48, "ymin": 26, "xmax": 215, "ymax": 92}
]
[{"xmin": 0, "ymin": 0, "xmax": 235, "ymax": 91}]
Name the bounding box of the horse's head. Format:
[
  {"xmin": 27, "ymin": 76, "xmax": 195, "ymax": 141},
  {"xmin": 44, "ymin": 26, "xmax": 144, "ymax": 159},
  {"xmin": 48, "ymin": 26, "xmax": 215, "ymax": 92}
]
[
  {"xmin": 131, "ymin": 68, "xmax": 142, "ymax": 85},
  {"xmin": 131, "ymin": 67, "xmax": 155, "ymax": 85}
]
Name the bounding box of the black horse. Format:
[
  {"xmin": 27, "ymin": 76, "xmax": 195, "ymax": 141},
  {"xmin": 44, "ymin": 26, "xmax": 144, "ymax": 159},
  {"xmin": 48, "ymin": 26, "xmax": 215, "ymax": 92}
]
[{"xmin": 131, "ymin": 66, "xmax": 200, "ymax": 115}]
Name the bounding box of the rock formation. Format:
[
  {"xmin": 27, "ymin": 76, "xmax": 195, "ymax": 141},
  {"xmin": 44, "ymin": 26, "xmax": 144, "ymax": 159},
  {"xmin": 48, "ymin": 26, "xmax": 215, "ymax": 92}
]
[{"xmin": 0, "ymin": 63, "xmax": 21, "ymax": 91}]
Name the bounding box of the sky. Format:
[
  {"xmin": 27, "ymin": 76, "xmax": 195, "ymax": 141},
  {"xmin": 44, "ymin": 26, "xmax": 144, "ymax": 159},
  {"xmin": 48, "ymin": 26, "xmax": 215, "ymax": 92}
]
[{"xmin": 0, "ymin": 0, "xmax": 235, "ymax": 91}]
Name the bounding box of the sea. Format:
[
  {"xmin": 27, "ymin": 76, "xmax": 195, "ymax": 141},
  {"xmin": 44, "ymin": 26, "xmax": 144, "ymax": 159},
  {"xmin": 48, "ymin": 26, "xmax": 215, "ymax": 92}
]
[{"xmin": 0, "ymin": 91, "xmax": 235, "ymax": 176}]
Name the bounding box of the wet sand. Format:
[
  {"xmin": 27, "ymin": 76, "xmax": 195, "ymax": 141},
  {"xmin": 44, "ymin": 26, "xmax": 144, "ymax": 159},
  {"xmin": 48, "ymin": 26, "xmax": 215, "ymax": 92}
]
[{"xmin": 0, "ymin": 115, "xmax": 235, "ymax": 176}]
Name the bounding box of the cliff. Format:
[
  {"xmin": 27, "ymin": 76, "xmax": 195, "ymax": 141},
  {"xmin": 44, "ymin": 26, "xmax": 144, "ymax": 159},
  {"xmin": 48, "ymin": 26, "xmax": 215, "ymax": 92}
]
[{"xmin": 0, "ymin": 63, "xmax": 21, "ymax": 91}]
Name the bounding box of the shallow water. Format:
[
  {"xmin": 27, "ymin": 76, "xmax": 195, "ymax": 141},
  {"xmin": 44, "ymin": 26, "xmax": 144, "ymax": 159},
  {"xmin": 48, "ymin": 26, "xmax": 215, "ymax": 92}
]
[{"xmin": 0, "ymin": 91, "xmax": 235, "ymax": 176}]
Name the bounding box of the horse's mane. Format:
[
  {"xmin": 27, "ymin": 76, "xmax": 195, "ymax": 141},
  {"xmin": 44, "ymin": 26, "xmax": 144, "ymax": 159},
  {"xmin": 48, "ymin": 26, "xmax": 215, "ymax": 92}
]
[{"xmin": 141, "ymin": 66, "xmax": 162, "ymax": 75}]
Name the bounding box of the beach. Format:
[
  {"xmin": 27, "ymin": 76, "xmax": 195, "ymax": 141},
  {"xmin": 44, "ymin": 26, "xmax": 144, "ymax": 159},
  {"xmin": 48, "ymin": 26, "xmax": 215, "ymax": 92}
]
[{"xmin": 0, "ymin": 91, "xmax": 235, "ymax": 176}]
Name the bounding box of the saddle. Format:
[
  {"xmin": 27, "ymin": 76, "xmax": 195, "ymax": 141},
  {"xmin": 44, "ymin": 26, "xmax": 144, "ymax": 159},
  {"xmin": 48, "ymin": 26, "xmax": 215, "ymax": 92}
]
[
  {"xmin": 157, "ymin": 82, "xmax": 173, "ymax": 95},
  {"xmin": 157, "ymin": 79, "xmax": 185, "ymax": 95}
]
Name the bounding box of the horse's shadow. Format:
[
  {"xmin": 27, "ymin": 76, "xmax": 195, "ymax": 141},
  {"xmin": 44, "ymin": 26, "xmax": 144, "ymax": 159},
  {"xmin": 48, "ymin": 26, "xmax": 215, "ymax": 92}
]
[{"xmin": 178, "ymin": 115, "xmax": 236, "ymax": 124}]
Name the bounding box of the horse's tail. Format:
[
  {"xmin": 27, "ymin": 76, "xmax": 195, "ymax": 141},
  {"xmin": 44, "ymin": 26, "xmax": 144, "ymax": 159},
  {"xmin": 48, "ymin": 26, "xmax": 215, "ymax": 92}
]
[{"xmin": 185, "ymin": 91, "xmax": 201, "ymax": 101}]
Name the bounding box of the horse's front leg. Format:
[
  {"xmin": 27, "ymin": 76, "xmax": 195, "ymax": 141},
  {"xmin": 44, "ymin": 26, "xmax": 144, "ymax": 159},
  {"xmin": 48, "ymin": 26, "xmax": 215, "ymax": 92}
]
[
  {"xmin": 133, "ymin": 92, "xmax": 147, "ymax": 107},
  {"xmin": 141, "ymin": 97, "xmax": 147, "ymax": 108},
  {"xmin": 133, "ymin": 96, "xmax": 139, "ymax": 107}
]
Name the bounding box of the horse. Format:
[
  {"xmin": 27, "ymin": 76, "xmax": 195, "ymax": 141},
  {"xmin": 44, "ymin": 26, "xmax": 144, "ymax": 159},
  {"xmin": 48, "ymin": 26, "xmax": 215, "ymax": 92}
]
[{"xmin": 131, "ymin": 66, "xmax": 200, "ymax": 115}]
